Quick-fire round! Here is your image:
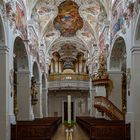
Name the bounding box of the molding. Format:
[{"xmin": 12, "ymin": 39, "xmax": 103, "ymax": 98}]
[
  {"xmin": 9, "ymin": 114, "xmax": 16, "ymax": 124},
  {"xmin": 16, "ymin": 69, "xmax": 30, "ymax": 74},
  {"xmin": 131, "ymin": 46, "xmax": 140, "ymax": 53},
  {"xmin": 0, "ymin": 46, "xmax": 9, "ymax": 52},
  {"xmin": 108, "ymin": 71, "xmax": 123, "ymax": 74},
  {"xmin": 42, "ymin": 88, "xmax": 47, "ymax": 91}
]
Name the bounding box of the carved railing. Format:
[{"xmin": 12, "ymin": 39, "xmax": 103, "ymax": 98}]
[
  {"xmin": 48, "ymin": 73, "xmax": 90, "ymax": 90},
  {"xmin": 94, "ymin": 96, "xmax": 124, "ymax": 120}
]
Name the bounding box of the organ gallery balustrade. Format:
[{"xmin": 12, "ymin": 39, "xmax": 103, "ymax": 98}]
[
  {"xmin": 48, "ymin": 73, "xmax": 89, "ymax": 81},
  {"xmin": 48, "ymin": 73, "xmax": 90, "ymax": 90}
]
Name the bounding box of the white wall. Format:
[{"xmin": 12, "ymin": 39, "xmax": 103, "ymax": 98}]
[
  {"xmin": 108, "ymin": 71, "xmax": 122, "ymax": 110},
  {"xmin": 48, "ymin": 92, "xmax": 89, "ymax": 122}
]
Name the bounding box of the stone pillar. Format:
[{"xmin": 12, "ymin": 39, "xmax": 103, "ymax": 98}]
[
  {"xmin": 42, "ymin": 88, "xmax": 48, "ymax": 117},
  {"xmin": 129, "ymin": 47, "xmax": 140, "ymax": 140},
  {"xmin": 84, "ymin": 61, "xmax": 87, "ymax": 73},
  {"xmin": 79, "ymin": 56, "xmax": 82, "ymax": 73},
  {"xmin": 67, "ymin": 95, "xmax": 71, "ymax": 123},
  {"xmin": 50, "ymin": 61, "xmax": 54, "ymax": 73},
  {"xmin": 59, "ymin": 61, "xmax": 62, "ymax": 73},
  {"xmin": 109, "ymin": 71, "xmax": 122, "ymax": 110},
  {"xmin": 9, "ymin": 69, "xmax": 16, "ymax": 124},
  {"xmin": 55, "ymin": 58, "xmax": 59, "ymax": 73},
  {"xmin": 83, "ymin": 97, "xmax": 88, "ymax": 115},
  {"xmin": 16, "ymin": 70, "xmax": 33, "ymax": 120},
  {"xmin": 89, "ymin": 78, "xmax": 94, "ymax": 116},
  {"xmin": 94, "ymin": 86, "xmax": 106, "ymax": 118},
  {"xmin": 0, "ymin": 46, "xmax": 10, "ymax": 140},
  {"xmin": 95, "ymin": 86, "xmax": 106, "ymax": 96},
  {"xmin": 75, "ymin": 62, "xmax": 78, "ymax": 73},
  {"xmin": 33, "ymin": 82, "xmax": 43, "ymax": 118}
]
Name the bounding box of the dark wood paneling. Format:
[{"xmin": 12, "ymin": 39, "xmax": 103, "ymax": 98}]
[
  {"xmin": 11, "ymin": 117, "xmax": 62, "ymax": 140},
  {"xmin": 76, "ymin": 116, "xmax": 130, "ymax": 140}
]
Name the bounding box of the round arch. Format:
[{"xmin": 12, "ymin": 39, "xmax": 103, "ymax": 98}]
[
  {"xmin": 109, "ymin": 37, "xmax": 126, "ymax": 71},
  {"xmin": 133, "ymin": 9, "xmax": 140, "ymax": 44},
  {"xmin": 109, "ymin": 36, "xmax": 127, "ymax": 113},
  {"xmin": 0, "ymin": 13, "xmax": 6, "ymax": 45},
  {"xmin": 32, "ymin": 61, "xmax": 40, "ymax": 82},
  {"xmin": 14, "ymin": 37, "xmax": 29, "ymax": 70},
  {"xmin": 32, "ymin": 61, "xmax": 43, "ymax": 118},
  {"xmin": 41, "ymin": 73, "xmax": 48, "ymax": 117}
]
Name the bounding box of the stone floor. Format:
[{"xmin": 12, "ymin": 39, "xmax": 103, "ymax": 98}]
[{"xmin": 52, "ymin": 124, "xmax": 89, "ymax": 140}]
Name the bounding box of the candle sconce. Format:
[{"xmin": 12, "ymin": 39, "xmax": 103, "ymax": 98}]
[{"xmin": 31, "ymin": 76, "xmax": 38, "ymax": 105}]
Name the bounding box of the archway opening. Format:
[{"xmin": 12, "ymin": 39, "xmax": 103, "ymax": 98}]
[
  {"xmin": 33, "ymin": 62, "xmax": 40, "ymax": 82},
  {"xmin": 13, "ymin": 37, "xmax": 29, "ymax": 120},
  {"xmin": 110, "ymin": 37, "xmax": 127, "ymax": 112},
  {"xmin": 42, "ymin": 74, "xmax": 48, "ymax": 117}
]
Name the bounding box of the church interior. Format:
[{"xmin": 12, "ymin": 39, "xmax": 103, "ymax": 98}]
[{"xmin": 0, "ymin": 0, "xmax": 140, "ymax": 140}]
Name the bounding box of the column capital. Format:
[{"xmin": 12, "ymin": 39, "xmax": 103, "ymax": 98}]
[
  {"xmin": 131, "ymin": 46, "xmax": 140, "ymax": 54},
  {"xmin": 42, "ymin": 87, "xmax": 47, "ymax": 90},
  {"xmin": 108, "ymin": 71, "xmax": 123, "ymax": 75},
  {"xmin": 0, "ymin": 46, "xmax": 9, "ymax": 53}
]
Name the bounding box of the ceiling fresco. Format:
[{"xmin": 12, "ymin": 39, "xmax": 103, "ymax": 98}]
[
  {"xmin": 53, "ymin": 0, "xmax": 83, "ymax": 37},
  {"xmin": 58, "ymin": 44, "xmax": 78, "ymax": 60},
  {"xmin": 24, "ymin": 0, "xmax": 111, "ymax": 74},
  {"xmin": 29, "ymin": 0, "xmax": 110, "ymax": 49}
]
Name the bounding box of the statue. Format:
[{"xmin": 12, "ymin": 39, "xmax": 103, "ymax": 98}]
[
  {"xmin": 99, "ymin": 55, "xmax": 105, "ymax": 70},
  {"xmin": 126, "ymin": 68, "xmax": 131, "ymax": 90},
  {"xmin": 31, "ymin": 76, "xmax": 38, "ymax": 105}
]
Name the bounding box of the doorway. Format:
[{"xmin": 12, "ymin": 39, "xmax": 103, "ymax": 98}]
[{"xmin": 64, "ymin": 102, "xmax": 74, "ymax": 121}]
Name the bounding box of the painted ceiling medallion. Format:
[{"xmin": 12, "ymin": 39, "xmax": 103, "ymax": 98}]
[{"xmin": 53, "ymin": 0, "xmax": 83, "ymax": 37}]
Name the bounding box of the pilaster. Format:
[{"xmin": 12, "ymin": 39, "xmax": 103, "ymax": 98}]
[
  {"xmin": 33, "ymin": 82, "xmax": 43, "ymax": 118},
  {"xmin": 42, "ymin": 88, "xmax": 48, "ymax": 117},
  {"xmin": 16, "ymin": 70, "xmax": 33, "ymax": 120},
  {"xmin": 130, "ymin": 46, "xmax": 140, "ymax": 140},
  {"xmin": 0, "ymin": 46, "xmax": 10, "ymax": 140}
]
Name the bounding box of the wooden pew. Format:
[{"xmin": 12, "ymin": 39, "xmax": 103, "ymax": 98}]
[
  {"xmin": 11, "ymin": 117, "xmax": 62, "ymax": 140},
  {"xmin": 76, "ymin": 116, "xmax": 130, "ymax": 140}
]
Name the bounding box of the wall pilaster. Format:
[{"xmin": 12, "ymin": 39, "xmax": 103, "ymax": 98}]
[
  {"xmin": 33, "ymin": 82, "xmax": 43, "ymax": 118},
  {"xmin": 16, "ymin": 70, "xmax": 33, "ymax": 120},
  {"xmin": 0, "ymin": 46, "xmax": 10, "ymax": 140}
]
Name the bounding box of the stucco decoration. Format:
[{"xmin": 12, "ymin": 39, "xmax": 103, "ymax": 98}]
[
  {"xmin": 99, "ymin": 25, "xmax": 109, "ymax": 58},
  {"xmin": 53, "ymin": 0, "xmax": 83, "ymax": 37},
  {"xmin": 78, "ymin": 22, "xmax": 95, "ymax": 42},
  {"xmin": 45, "ymin": 20, "xmax": 60, "ymax": 48},
  {"xmin": 28, "ymin": 26, "xmax": 39, "ymax": 58},
  {"xmin": 39, "ymin": 50, "xmax": 46, "ymax": 72},
  {"xmin": 6, "ymin": 1, "xmax": 16, "ymax": 28},
  {"xmin": 6, "ymin": 0, "xmax": 27, "ymax": 38},
  {"xmin": 16, "ymin": 0, "xmax": 27, "ymax": 39},
  {"xmin": 28, "ymin": 0, "xmax": 110, "ymax": 71},
  {"xmin": 110, "ymin": 2, "xmax": 124, "ymax": 43},
  {"xmin": 123, "ymin": 0, "xmax": 140, "ymax": 28},
  {"xmin": 31, "ymin": 0, "xmax": 57, "ymax": 37}
]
